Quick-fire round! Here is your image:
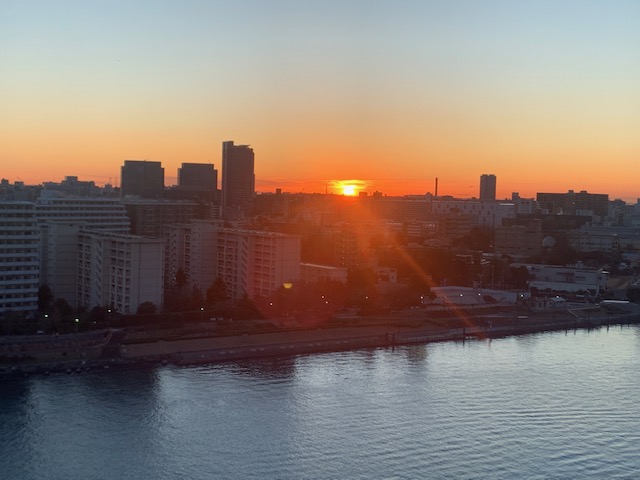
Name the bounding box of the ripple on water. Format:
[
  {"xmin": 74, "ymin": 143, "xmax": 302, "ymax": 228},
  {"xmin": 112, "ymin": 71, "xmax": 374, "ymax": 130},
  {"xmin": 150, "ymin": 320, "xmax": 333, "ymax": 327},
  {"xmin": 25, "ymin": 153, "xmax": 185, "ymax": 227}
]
[{"xmin": 2, "ymin": 326, "xmax": 640, "ymax": 479}]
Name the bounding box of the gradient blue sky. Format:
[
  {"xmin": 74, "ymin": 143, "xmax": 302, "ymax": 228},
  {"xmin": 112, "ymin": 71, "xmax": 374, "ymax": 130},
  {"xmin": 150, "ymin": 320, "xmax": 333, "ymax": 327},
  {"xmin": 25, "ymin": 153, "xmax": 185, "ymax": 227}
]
[{"xmin": 2, "ymin": 0, "xmax": 639, "ymax": 199}]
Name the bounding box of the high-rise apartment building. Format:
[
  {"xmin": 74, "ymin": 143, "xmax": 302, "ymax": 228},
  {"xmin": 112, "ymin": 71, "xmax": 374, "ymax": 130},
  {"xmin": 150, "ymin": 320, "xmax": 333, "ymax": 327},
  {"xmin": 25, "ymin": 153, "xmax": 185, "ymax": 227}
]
[
  {"xmin": 0, "ymin": 202, "xmax": 40, "ymax": 317},
  {"xmin": 221, "ymin": 141, "xmax": 255, "ymax": 212},
  {"xmin": 479, "ymin": 174, "xmax": 497, "ymax": 202},
  {"xmin": 122, "ymin": 199, "xmax": 203, "ymax": 238},
  {"xmin": 215, "ymin": 227, "xmax": 300, "ymax": 299},
  {"xmin": 121, "ymin": 160, "xmax": 165, "ymax": 198},
  {"xmin": 40, "ymin": 222, "xmax": 81, "ymax": 307},
  {"xmin": 77, "ymin": 231, "xmax": 163, "ymax": 314},
  {"xmin": 167, "ymin": 220, "xmax": 300, "ymax": 299},
  {"xmin": 35, "ymin": 194, "xmax": 130, "ymax": 233}
]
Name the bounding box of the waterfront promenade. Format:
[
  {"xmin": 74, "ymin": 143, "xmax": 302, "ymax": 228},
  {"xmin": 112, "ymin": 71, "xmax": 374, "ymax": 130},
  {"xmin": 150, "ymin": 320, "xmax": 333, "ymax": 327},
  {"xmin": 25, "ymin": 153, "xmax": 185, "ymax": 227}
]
[{"xmin": 2, "ymin": 302, "xmax": 640, "ymax": 376}]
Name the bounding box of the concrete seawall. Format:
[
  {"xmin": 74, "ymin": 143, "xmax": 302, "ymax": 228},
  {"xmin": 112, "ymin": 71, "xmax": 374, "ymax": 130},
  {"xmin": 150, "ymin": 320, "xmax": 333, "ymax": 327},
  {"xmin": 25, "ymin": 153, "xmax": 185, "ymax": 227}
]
[
  {"xmin": 3, "ymin": 310, "xmax": 640, "ymax": 377},
  {"xmin": 121, "ymin": 312, "xmax": 640, "ymax": 367}
]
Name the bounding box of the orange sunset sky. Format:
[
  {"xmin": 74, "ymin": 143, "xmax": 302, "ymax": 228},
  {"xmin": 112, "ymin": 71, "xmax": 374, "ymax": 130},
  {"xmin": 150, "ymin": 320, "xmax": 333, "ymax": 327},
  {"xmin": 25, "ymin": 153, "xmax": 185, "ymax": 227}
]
[{"xmin": 1, "ymin": 1, "xmax": 639, "ymax": 200}]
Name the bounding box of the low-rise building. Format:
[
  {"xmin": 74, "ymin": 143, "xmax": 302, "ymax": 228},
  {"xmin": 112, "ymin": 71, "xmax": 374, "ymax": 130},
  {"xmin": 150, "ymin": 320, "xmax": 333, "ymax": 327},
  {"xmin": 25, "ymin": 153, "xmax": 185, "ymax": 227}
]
[
  {"xmin": 518, "ymin": 263, "xmax": 607, "ymax": 295},
  {"xmin": 301, "ymin": 263, "xmax": 348, "ymax": 284}
]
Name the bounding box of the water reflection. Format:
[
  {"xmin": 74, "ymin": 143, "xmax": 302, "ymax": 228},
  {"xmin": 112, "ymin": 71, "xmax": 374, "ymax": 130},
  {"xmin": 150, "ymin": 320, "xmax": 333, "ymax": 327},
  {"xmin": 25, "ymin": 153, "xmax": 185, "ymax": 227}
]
[{"xmin": 3, "ymin": 326, "xmax": 640, "ymax": 480}]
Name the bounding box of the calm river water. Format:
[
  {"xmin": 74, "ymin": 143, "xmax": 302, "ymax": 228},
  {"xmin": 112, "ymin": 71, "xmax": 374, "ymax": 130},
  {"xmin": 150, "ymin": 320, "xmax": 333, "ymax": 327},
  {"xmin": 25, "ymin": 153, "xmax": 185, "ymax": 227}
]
[{"xmin": 2, "ymin": 325, "xmax": 640, "ymax": 479}]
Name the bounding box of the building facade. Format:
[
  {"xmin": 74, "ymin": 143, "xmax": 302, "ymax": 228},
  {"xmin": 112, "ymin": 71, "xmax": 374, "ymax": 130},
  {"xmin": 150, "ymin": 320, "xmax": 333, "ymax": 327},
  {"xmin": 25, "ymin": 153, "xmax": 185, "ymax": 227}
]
[
  {"xmin": 77, "ymin": 231, "xmax": 164, "ymax": 314},
  {"xmin": 121, "ymin": 160, "xmax": 165, "ymax": 198},
  {"xmin": 221, "ymin": 141, "xmax": 255, "ymax": 213},
  {"xmin": 536, "ymin": 190, "xmax": 609, "ymax": 218},
  {"xmin": 169, "ymin": 220, "xmax": 300, "ymax": 299},
  {"xmin": 480, "ymin": 174, "xmax": 497, "ymax": 202},
  {"xmin": 0, "ymin": 202, "xmax": 40, "ymax": 317},
  {"xmin": 35, "ymin": 194, "xmax": 130, "ymax": 233},
  {"xmin": 178, "ymin": 163, "xmax": 218, "ymax": 192},
  {"xmin": 122, "ymin": 199, "xmax": 203, "ymax": 238},
  {"xmin": 494, "ymin": 219, "xmax": 543, "ymax": 258},
  {"xmin": 39, "ymin": 222, "xmax": 81, "ymax": 307},
  {"xmin": 216, "ymin": 228, "xmax": 300, "ymax": 299}
]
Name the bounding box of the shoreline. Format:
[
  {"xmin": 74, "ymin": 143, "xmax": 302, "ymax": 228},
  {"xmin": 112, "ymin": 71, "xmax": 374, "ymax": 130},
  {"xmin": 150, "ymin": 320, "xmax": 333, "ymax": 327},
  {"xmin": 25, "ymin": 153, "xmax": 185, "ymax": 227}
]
[{"xmin": 2, "ymin": 304, "xmax": 640, "ymax": 379}]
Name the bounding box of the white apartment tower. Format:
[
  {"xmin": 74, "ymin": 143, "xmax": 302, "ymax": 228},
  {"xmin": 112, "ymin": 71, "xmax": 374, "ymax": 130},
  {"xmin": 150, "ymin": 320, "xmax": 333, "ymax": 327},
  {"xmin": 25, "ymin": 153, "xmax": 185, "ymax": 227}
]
[
  {"xmin": 40, "ymin": 222, "xmax": 81, "ymax": 307},
  {"xmin": 35, "ymin": 195, "xmax": 130, "ymax": 233},
  {"xmin": 171, "ymin": 220, "xmax": 301, "ymax": 299},
  {"xmin": 77, "ymin": 231, "xmax": 163, "ymax": 314},
  {"xmin": 216, "ymin": 228, "xmax": 300, "ymax": 299},
  {"xmin": 0, "ymin": 202, "xmax": 40, "ymax": 317}
]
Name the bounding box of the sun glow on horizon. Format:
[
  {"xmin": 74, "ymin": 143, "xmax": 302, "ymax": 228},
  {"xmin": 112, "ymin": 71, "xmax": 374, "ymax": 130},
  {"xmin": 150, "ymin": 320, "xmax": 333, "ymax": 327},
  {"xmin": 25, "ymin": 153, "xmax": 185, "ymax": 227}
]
[
  {"xmin": 342, "ymin": 185, "xmax": 356, "ymax": 196},
  {"xmin": 330, "ymin": 180, "xmax": 368, "ymax": 196}
]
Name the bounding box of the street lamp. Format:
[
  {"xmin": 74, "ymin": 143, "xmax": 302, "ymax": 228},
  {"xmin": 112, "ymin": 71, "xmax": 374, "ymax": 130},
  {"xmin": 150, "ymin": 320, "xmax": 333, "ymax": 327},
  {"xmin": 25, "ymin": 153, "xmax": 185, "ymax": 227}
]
[
  {"xmin": 200, "ymin": 306, "xmax": 204, "ymax": 322},
  {"xmin": 74, "ymin": 317, "xmax": 79, "ymax": 334}
]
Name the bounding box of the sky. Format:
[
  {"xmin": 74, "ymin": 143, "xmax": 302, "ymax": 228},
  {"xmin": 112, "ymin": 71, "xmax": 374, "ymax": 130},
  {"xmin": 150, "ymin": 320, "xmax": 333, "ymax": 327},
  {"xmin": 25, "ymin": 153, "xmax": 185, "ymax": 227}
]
[{"xmin": 1, "ymin": 0, "xmax": 639, "ymax": 200}]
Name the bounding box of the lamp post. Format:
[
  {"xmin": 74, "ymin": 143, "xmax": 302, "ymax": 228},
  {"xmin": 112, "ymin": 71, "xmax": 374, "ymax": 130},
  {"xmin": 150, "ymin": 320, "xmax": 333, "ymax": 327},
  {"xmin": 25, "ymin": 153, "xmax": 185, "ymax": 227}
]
[{"xmin": 200, "ymin": 306, "xmax": 204, "ymax": 322}]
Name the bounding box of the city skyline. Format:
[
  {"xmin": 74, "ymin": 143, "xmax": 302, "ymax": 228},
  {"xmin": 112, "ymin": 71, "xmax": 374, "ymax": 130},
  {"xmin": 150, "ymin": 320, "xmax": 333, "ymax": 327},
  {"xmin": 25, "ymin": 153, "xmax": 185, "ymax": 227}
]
[{"xmin": 2, "ymin": 1, "xmax": 639, "ymax": 200}]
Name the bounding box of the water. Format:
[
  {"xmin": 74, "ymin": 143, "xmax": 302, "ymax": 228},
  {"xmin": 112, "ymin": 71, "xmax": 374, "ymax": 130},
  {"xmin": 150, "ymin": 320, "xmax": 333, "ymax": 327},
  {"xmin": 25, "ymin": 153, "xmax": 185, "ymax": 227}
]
[{"xmin": 3, "ymin": 325, "xmax": 640, "ymax": 479}]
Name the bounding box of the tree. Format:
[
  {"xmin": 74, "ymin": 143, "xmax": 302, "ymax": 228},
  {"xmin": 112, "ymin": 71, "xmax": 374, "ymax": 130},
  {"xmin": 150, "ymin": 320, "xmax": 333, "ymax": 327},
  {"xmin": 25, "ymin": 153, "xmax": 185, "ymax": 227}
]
[
  {"xmin": 136, "ymin": 301, "xmax": 157, "ymax": 315},
  {"xmin": 52, "ymin": 297, "xmax": 73, "ymax": 316},
  {"xmin": 88, "ymin": 306, "xmax": 109, "ymax": 324},
  {"xmin": 206, "ymin": 277, "xmax": 229, "ymax": 305},
  {"xmin": 175, "ymin": 268, "xmax": 187, "ymax": 287},
  {"xmin": 235, "ymin": 293, "xmax": 263, "ymax": 320},
  {"xmin": 38, "ymin": 285, "xmax": 54, "ymax": 311},
  {"xmin": 189, "ymin": 285, "xmax": 205, "ymax": 310}
]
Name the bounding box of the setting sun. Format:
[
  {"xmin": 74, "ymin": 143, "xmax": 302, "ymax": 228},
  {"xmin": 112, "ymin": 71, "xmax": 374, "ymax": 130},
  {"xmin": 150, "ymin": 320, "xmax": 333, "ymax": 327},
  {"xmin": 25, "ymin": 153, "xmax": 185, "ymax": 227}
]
[
  {"xmin": 330, "ymin": 180, "xmax": 368, "ymax": 196},
  {"xmin": 342, "ymin": 185, "xmax": 356, "ymax": 196}
]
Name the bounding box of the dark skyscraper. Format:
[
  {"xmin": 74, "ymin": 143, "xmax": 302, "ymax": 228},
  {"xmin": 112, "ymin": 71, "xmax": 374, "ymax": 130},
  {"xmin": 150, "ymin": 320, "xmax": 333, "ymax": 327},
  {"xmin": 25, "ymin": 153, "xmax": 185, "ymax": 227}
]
[
  {"xmin": 178, "ymin": 163, "xmax": 218, "ymax": 191},
  {"xmin": 479, "ymin": 174, "xmax": 496, "ymax": 201},
  {"xmin": 121, "ymin": 160, "xmax": 164, "ymax": 198},
  {"xmin": 221, "ymin": 141, "xmax": 255, "ymax": 211}
]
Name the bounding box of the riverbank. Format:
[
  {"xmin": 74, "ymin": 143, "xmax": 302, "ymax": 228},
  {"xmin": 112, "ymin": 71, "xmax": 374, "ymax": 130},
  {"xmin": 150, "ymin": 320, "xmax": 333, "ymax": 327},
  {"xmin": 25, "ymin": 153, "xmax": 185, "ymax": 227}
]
[{"xmin": 2, "ymin": 302, "xmax": 640, "ymax": 378}]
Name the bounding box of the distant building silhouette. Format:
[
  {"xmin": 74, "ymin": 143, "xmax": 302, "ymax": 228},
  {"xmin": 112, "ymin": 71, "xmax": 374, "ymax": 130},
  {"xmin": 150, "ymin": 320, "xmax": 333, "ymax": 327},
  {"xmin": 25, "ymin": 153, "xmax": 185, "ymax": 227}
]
[
  {"xmin": 479, "ymin": 174, "xmax": 496, "ymax": 201},
  {"xmin": 221, "ymin": 141, "xmax": 254, "ymax": 214},
  {"xmin": 178, "ymin": 163, "xmax": 218, "ymax": 191},
  {"xmin": 172, "ymin": 162, "xmax": 219, "ymax": 203},
  {"xmin": 121, "ymin": 160, "xmax": 164, "ymax": 198},
  {"xmin": 536, "ymin": 190, "xmax": 609, "ymax": 218}
]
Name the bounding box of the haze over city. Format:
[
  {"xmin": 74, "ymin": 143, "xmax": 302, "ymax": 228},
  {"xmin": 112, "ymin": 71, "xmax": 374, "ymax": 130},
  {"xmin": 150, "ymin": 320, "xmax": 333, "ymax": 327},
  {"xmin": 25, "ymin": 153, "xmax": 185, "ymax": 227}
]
[{"xmin": 2, "ymin": 0, "xmax": 639, "ymax": 200}]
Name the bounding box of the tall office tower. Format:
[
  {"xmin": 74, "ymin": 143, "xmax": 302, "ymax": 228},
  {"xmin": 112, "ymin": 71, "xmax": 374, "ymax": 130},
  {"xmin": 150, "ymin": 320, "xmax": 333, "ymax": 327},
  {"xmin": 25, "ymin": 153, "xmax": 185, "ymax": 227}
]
[
  {"xmin": 221, "ymin": 141, "xmax": 255, "ymax": 211},
  {"xmin": 479, "ymin": 174, "xmax": 497, "ymax": 202},
  {"xmin": 178, "ymin": 163, "xmax": 218, "ymax": 191},
  {"xmin": 120, "ymin": 160, "xmax": 165, "ymax": 198},
  {"xmin": 0, "ymin": 202, "xmax": 40, "ymax": 317}
]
